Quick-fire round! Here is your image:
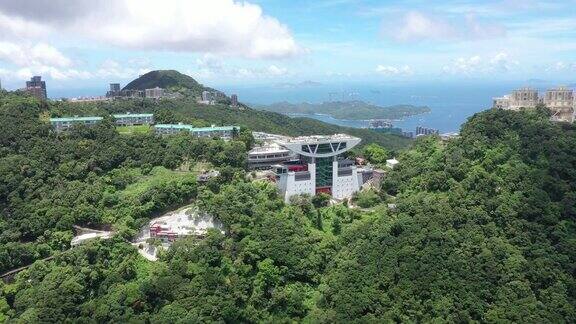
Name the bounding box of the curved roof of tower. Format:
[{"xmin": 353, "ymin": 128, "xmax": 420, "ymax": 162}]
[{"xmin": 276, "ymin": 134, "xmax": 361, "ymax": 158}]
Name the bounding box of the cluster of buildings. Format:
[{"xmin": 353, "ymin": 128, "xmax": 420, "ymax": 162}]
[
  {"xmin": 106, "ymin": 83, "xmax": 167, "ymax": 99},
  {"xmin": 367, "ymin": 119, "xmax": 440, "ymax": 139},
  {"xmin": 198, "ymin": 90, "xmax": 239, "ymax": 107},
  {"xmin": 492, "ymin": 86, "xmax": 576, "ymax": 122},
  {"xmin": 249, "ymin": 132, "xmax": 385, "ymax": 202}
]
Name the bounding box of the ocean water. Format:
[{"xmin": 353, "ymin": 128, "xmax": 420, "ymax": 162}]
[{"xmin": 220, "ymin": 80, "xmax": 535, "ymax": 133}]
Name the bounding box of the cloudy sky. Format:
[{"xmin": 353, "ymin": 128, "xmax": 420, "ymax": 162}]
[{"xmin": 0, "ymin": 0, "xmax": 575, "ymax": 92}]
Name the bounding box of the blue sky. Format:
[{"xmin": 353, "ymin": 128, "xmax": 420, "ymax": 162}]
[{"xmin": 0, "ymin": 0, "xmax": 575, "ymax": 94}]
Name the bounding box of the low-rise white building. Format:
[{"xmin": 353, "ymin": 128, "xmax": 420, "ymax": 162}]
[
  {"xmin": 386, "ymin": 158, "xmax": 399, "ymax": 169},
  {"xmin": 50, "ymin": 116, "xmax": 103, "ymax": 132},
  {"xmin": 154, "ymin": 124, "xmax": 238, "ymax": 140},
  {"xmin": 113, "ymin": 113, "xmax": 154, "ymax": 126}
]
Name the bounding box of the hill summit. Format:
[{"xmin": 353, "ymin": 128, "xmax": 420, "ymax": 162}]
[{"xmin": 122, "ymin": 70, "xmax": 207, "ymax": 94}]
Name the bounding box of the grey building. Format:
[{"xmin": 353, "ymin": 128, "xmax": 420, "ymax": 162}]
[
  {"xmin": 154, "ymin": 124, "xmax": 238, "ymax": 140},
  {"xmin": 145, "ymin": 87, "xmax": 165, "ymax": 99},
  {"xmin": 113, "ymin": 113, "xmax": 154, "ymax": 126},
  {"xmin": 50, "ymin": 116, "xmax": 103, "ymax": 132},
  {"xmin": 26, "ymin": 76, "xmax": 47, "ymax": 100}
]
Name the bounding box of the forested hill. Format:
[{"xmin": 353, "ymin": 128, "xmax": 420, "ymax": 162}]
[
  {"xmin": 253, "ymin": 100, "xmax": 431, "ymax": 120},
  {"xmin": 1, "ymin": 91, "xmax": 575, "ymax": 321},
  {"xmin": 122, "ymin": 70, "xmax": 221, "ymax": 97}
]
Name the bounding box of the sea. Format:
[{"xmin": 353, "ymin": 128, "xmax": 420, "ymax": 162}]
[{"xmin": 220, "ymin": 80, "xmax": 551, "ymax": 134}]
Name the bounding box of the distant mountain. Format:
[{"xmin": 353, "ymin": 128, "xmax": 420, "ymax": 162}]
[
  {"xmin": 526, "ymin": 78, "xmax": 547, "ymax": 84},
  {"xmin": 274, "ymin": 80, "xmax": 323, "ymax": 89},
  {"xmin": 123, "ymin": 70, "xmax": 222, "ymax": 98},
  {"xmin": 253, "ymin": 100, "xmax": 430, "ymax": 120}
]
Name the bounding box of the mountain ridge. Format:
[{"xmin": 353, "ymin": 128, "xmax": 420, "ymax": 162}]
[{"xmin": 253, "ymin": 100, "xmax": 431, "ymax": 120}]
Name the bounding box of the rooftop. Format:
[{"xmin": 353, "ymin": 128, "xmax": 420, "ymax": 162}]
[
  {"xmin": 113, "ymin": 113, "xmax": 154, "ymax": 118},
  {"xmin": 155, "ymin": 124, "xmax": 238, "ymax": 132},
  {"xmin": 280, "ymin": 133, "xmax": 359, "ymax": 144},
  {"xmin": 50, "ymin": 116, "xmax": 103, "ymax": 122}
]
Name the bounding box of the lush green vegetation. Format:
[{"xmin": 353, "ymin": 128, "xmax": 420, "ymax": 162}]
[
  {"xmin": 116, "ymin": 124, "xmax": 152, "ymax": 135},
  {"xmin": 254, "ymin": 100, "xmax": 430, "ymax": 120},
  {"xmin": 0, "ymin": 91, "xmax": 248, "ymax": 274},
  {"xmin": 2, "ymin": 91, "xmax": 575, "ymax": 322},
  {"xmin": 122, "ymin": 70, "xmax": 222, "ymax": 98}
]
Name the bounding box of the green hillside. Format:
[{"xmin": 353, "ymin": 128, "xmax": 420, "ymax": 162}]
[
  {"xmin": 254, "ymin": 100, "xmax": 431, "ymax": 120},
  {"xmin": 3, "ymin": 92, "xmax": 575, "ymax": 322},
  {"xmin": 122, "ymin": 70, "xmax": 219, "ymax": 97}
]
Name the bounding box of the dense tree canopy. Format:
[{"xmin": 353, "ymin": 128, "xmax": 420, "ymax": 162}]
[{"xmin": 1, "ymin": 92, "xmax": 575, "ymax": 322}]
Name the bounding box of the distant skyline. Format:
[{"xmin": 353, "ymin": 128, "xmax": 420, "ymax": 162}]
[{"xmin": 0, "ymin": 0, "xmax": 575, "ymax": 92}]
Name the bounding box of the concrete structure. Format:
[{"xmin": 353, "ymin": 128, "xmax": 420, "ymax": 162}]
[
  {"xmin": 402, "ymin": 131, "xmax": 415, "ymax": 138},
  {"xmin": 492, "ymin": 86, "xmax": 576, "ymax": 123},
  {"xmin": 510, "ymin": 87, "xmax": 539, "ymax": 109},
  {"xmin": 273, "ymin": 134, "xmax": 367, "ymax": 202},
  {"xmin": 386, "ymin": 158, "xmax": 399, "ymax": 169},
  {"xmin": 145, "ymin": 87, "xmax": 165, "ymax": 99},
  {"xmin": 106, "ymin": 83, "xmax": 121, "ymax": 97},
  {"xmin": 231, "ymin": 94, "xmax": 238, "ymax": 107},
  {"xmin": 248, "ymin": 143, "xmax": 297, "ymax": 170},
  {"xmin": 544, "ymin": 87, "xmax": 574, "ymax": 123},
  {"xmin": 202, "ymin": 90, "xmax": 211, "ymax": 102},
  {"xmin": 197, "ymin": 170, "xmax": 220, "ymax": 182},
  {"xmin": 25, "ymin": 76, "xmax": 47, "ymax": 100},
  {"xmin": 492, "ymin": 88, "xmax": 540, "ymax": 110},
  {"xmin": 416, "ymin": 126, "xmax": 439, "ymax": 136},
  {"xmin": 154, "ymin": 124, "xmax": 238, "ymax": 139},
  {"xmin": 146, "ymin": 207, "xmax": 223, "ymax": 243},
  {"xmin": 368, "ymin": 119, "xmax": 402, "ymax": 135},
  {"xmin": 113, "ymin": 113, "xmax": 154, "ymax": 126},
  {"xmin": 50, "ymin": 116, "xmax": 103, "ymax": 132},
  {"xmin": 69, "ymin": 96, "xmax": 110, "ymax": 103},
  {"xmin": 110, "ymin": 83, "xmax": 121, "ymax": 92},
  {"xmin": 492, "ymin": 95, "xmax": 510, "ymax": 109}
]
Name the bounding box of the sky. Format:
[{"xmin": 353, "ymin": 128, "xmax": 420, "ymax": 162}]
[{"xmin": 0, "ymin": 0, "xmax": 575, "ymax": 94}]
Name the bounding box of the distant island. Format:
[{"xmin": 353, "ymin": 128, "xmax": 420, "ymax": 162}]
[{"xmin": 253, "ymin": 100, "xmax": 430, "ymax": 120}]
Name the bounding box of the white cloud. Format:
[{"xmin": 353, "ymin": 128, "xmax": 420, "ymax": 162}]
[
  {"xmin": 0, "ymin": 42, "xmax": 71, "ymax": 68},
  {"xmin": 95, "ymin": 59, "xmax": 151, "ymax": 80},
  {"xmin": 266, "ymin": 65, "xmax": 288, "ymax": 76},
  {"xmin": 545, "ymin": 61, "xmax": 576, "ymax": 72},
  {"xmin": 392, "ymin": 12, "xmax": 456, "ymax": 41},
  {"xmin": 193, "ymin": 54, "xmax": 288, "ymax": 79},
  {"xmin": 0, "ymin": 0, "xmax": 303, "ymax": 59},
  {"xmin": 0, "ymin": 12, "xmax": 48, "ymax": 40},
  {"xmin": 0, "ymin": 41, "xmax": 90, "ymax": 81},
  {"xmin": 387, "ymin": 11, "xmax": 505, "ymax": 42},
  {"xmin": 375, "ymin": 65, "xmax": 413, "ymax": 76},
  {"xmin": 442, "ymin": 52, "xmax": 518, "ymax": 75}
]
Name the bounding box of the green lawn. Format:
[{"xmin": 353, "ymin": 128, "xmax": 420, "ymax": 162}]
[{"xmin": 116, "ymin": 124, "xmax": 152, "ymax": 135}]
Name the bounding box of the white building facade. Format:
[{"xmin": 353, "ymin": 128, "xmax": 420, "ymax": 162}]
[{"xmin": 273, "ymin": 134, "xmax": 364, "ymax": 202}]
